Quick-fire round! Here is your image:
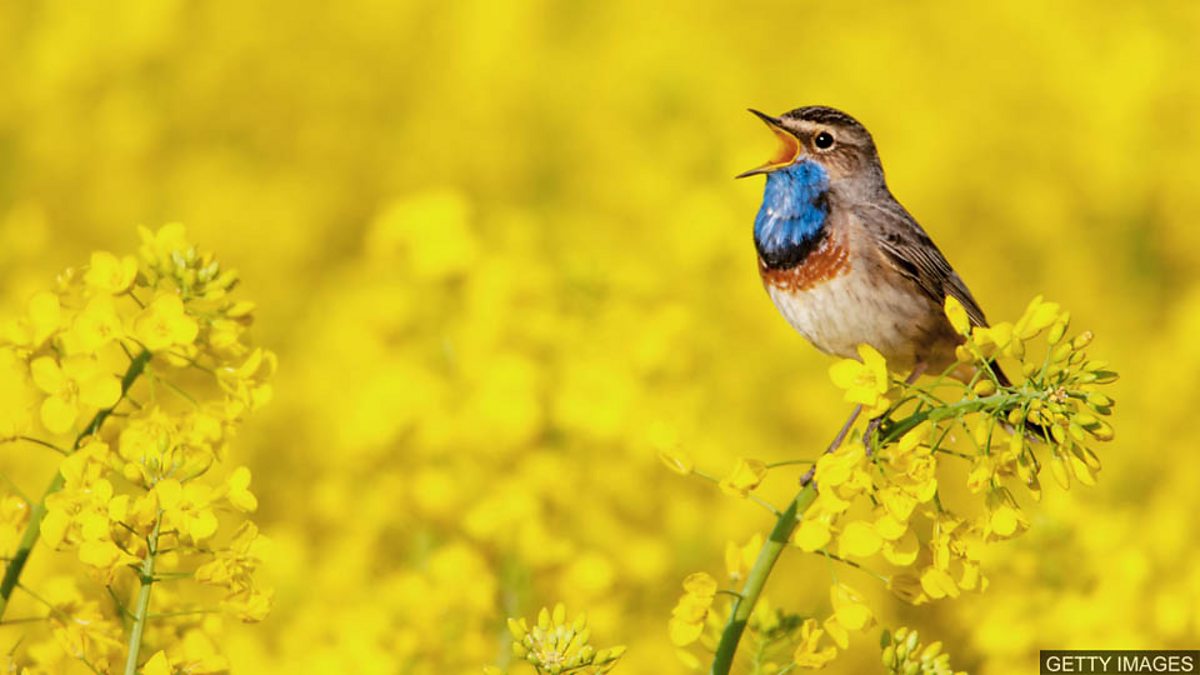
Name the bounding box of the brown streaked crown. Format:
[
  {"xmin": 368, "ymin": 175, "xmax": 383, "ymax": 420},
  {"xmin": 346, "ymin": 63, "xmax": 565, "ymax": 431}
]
[{"xmin": 776, "ymin": 106, "xmax": 885, "ymax": 193}]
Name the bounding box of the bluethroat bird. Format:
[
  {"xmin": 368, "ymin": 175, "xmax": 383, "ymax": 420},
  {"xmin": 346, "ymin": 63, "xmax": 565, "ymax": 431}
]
[{"xmin": 738, "ymin": 105, "xmax": 1012, "ymax": 387}]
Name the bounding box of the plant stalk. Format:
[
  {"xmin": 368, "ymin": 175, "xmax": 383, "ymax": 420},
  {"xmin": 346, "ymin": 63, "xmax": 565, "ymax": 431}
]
[
  {"xmin": 709, "ymin": 483, "xmax": 818, "ymax": 675},
  {"xmin": 123, "ymin": 517, "xmax": 161, "ymax": 675}
]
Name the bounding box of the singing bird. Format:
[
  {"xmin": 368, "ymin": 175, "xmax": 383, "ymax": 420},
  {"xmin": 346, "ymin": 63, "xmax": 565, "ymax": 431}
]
[{"xmin": 739, "ymin": 105, "xmax": 1002, "ymax": 383}]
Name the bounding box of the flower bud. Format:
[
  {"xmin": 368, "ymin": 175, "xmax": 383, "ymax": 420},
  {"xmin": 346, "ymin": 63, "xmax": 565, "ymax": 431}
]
[{"xmin": 972, "ymin": 379, "xmax": 996, "ymax": 397}]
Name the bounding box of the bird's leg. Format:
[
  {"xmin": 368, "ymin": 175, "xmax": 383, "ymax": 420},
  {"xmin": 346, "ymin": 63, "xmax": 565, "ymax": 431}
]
[
  {"xmin": 865, "ymin": 363, "xmax": 928, "ymax": 456},
  {"xmin": 799, "ymin": 404, "xmax": 862, "ymax": 486},
  {"xmin": 801, "ymin": 362, "xmax": 929, "ymax": 485}
]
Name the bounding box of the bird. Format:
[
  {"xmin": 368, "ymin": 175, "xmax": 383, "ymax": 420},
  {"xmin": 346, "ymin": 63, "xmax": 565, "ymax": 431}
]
[{"xmin": 737, "ymin": 105, "xmax": 1007, "ymax": 386}]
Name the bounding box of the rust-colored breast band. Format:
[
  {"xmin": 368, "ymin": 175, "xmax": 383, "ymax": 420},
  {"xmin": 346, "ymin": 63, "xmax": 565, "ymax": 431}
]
[{"xmin": 758, "ymin": 235, "xmax": 851, "ymax": 292}]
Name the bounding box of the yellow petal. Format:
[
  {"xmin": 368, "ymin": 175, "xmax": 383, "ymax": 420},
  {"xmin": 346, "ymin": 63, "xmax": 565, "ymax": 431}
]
[
  {"xmin": 229, "ymin": 487, "xmax": 258, "ymax": 513},
  {"xmin": 874, "ymin": 512, "xmax": 908, "ymax": 541},
  {"xmin": 830, "ymin": 583, "xmax": 874, "ymax": 630},
  {"xmin": 856, "ymin": 344, "xmax": 888, "ymax": 388},
  {"xmin": 822, "ymin": 616, "xmax": 850, "ymax": 649},
  {"xmin": 718, "ymin": 458, "xmax": 767, "ymax": 497},
  {"xmin": 920, "ymin": 567, "xmax": 960, "ymax": 599},
  {"xmin": 838, "ymin": 521, "xmax": 882, "ymax": 558},
  {"xmin": 78, "ymin": 373, "xmax": 122, "ymax": 409},
  {"xmin": 793, "ymin": 519, "xmax": 831, "ymax": 552},
  {"xmin": 41, "ymin": 509, "xmax": 70, "ymax": 547},
  {"xmin": 29, "ymin": 357, "xmax": 65, "ymax": 394},
  {"xmin": 40, "ymin": 395, "xmax": 77, "ymax": 435},
  {"xmin": 682, "ymin": 572, "xmax": 717, "ymax": 598},
  {"xmin": 229, "ymin": 466, "xmax": 252, "ymax": 491},
  {"xmin": 155, "ymin": 479, "xmax": 184, "ymax": 510},
  {"xmin": 78, "ymin": 540, "xmax": 121, "ymax": 568},
  {"xmin": 78, "ymin": 512, "xmax": 109, "ymax": 541},
  {"xmin": 882, "ymin": 531, "xmax": 920, "ymax": 566},
  {"xmin": 28, "ymin": 292, "xmax": 61, "ymax": 344},
  {"xmin": 188, "ymin": 510, "xmax": 219, "ymax": 541},
  {"xmin": 828, "ymin": 359, "xmax": 863, "ymax": 390},
  {"xmin": 943, "ymin": 296, "xmax": 971, "ymax": 335},
  {"xmin": 141, "ymin": 651, "xmax": 172, "ymax": 675},
  {"xmin": 878, "ymin": 487, "xmax": 916, "ymax": 521},
  {"xmin": 668, "ymin": 617, "xmax": 704, "ymax": 646}
]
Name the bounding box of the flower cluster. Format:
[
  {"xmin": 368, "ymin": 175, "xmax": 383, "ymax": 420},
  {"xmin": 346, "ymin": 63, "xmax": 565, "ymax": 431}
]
[
  {"xmin": 490, "ymin": 603, "xmax": 625, "ymax": 675},
  {"xmin": 666, "ymin": 296, "xmax": 1116, "ymax": 672},
  {"xmin": 880, "ymin": 627, "xmax": 965, "ymax": 675},
  {"xmin": 0, "ymin": 225, "xmax": 272, "ymax": 673}
]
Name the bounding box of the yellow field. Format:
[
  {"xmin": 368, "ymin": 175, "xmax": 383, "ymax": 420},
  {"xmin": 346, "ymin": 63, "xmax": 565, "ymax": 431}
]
[{"xmin": 1, "ymin": 2, "xmax": 1198, "ymax": 673}]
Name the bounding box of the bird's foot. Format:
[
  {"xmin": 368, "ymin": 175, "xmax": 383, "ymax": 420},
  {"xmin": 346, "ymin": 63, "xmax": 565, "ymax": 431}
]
[{"xmin": 863, "ymin": 415, "xmax": 884, "ymax": 456}]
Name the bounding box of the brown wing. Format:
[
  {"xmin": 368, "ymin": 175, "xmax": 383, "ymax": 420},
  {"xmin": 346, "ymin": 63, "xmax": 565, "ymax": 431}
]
[{"xmin": 856, "ymin": 199, "xmax": 990, "ymax": 328}]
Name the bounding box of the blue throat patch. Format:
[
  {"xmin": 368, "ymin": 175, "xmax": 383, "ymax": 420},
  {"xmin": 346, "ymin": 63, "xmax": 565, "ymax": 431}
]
[{"xmin": 753, "ymin": 160, "xmax": 830, "ymax": 269}]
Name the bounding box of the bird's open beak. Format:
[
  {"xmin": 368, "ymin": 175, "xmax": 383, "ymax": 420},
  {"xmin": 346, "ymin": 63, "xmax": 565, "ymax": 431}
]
[{"xmin": 735, "ymin": 109, "xmax": 802, "ymax": 179}]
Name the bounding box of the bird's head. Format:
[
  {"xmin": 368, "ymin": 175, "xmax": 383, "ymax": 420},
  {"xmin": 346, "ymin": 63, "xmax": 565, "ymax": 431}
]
[{"xmin": 737, "ymin": 106, "xmax": 885, "ymax": 199}]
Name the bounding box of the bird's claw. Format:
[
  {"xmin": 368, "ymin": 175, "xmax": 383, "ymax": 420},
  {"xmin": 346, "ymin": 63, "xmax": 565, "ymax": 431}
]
[{"xmin": 863, "ymin": 416, "xmax": 884, "ymax": 456}]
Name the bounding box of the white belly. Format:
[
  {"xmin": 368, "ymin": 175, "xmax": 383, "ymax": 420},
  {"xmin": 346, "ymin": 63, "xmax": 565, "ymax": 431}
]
[{"xmin": 766, "ymin": 273, "xmax": 932, "ymax": 367}]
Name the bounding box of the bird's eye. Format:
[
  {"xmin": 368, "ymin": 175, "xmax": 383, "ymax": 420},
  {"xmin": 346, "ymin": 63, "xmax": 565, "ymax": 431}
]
[{"xmin": 814, "ymin": 131, "xmax": 835, "ymax": 150}]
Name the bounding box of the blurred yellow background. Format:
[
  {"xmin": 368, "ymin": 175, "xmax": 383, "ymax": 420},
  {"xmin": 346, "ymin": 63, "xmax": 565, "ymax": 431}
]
[{"xmin": 1, "ymin": 1, "xmax": 1198, "ymax": 673}]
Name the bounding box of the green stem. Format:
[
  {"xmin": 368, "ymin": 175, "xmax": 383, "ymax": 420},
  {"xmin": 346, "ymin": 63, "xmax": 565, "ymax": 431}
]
[
  {"xmin": 124, "ymin": 516, "xmax": 161, "ymax": 675},
  {"xmin": 0, "ymin": 349, "xmax": 151, "ymax": 620},
  {"xmin": 880, "ymin": 392, "xmax": 1017, "ymax": 445},
  {"xmin": 710, "ymin": 483, "xmax": 819, "ymax": 675}
]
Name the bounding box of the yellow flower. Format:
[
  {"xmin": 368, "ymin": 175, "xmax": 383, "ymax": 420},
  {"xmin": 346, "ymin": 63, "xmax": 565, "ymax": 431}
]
[
  {"xmin": 813, "ymin": 443, "xmax": 866, "ymax": 488},
  {"xmin": 877, "ymin": 487, "xmax": 917, "ymax": 521},
  {"xmin": 226, "ymin": 466, "xmax": 259, "ymax": 512},
  {"xmin": 828, "ymin": 344, "xmax": 891, "ymax": 412},
  {"xmin": 830, "ymin": 583, "xmax": 874, "ymax": 631},
  {"xmin": 132, "ymin": 293, "xmax": 199, "ymax": 351},
  {"xmin": 218, "ymin": 347, "xmax": 278, "ymax": 415},
  {"xmin": 222, "ymin": 588, "xmax": 273, "ymax": 622},
  {"xmin": 509, "ymin": 603, "xmax": 624, "ymax": 673},
  {"xmin": 2, "ymin": 291, "xmax": 61, "ymax": 347},
  {"xmin": 30, "ymin": 355, "xmax": 122, "ymax": 434},
  {"xmin": 156, "ymin": 479, "xmax": 219, "ymax": 542},
  {"xmin": 986, "ymin": 500, "xmax": 1028, "ymax": 539},
  {"xmin": 973, "ymin": 321, "xmax": 1015, "ymax": 356},
  {"xmin": 668, "ymin": 572, "xmax": 717, "ymax": 646},
  {"xmin": 65, "ymin": 296, "xmax": 124, "ymax": 354},
  {"xmin": 1014, "ymin": 295, "xmax": 1062, "ymax": 339},
  {"xmin": 792, "ymin": 618, "xmax": 838, "ymax": 669},
  {"xmin": 58, "ymin": 440, "xmax": 111, "ymax": 489},
  {"xmin": 882, "ymin": 627, "xmax": 967, "ymax": 675},
  {"xmin": 718, "ymin": 457, "xmax": 767, "ymax": 497},
  {"xmin": 83, "ymin": 251, "xmax": 138, "ymax": 294},
  {"xmin": 195, "ymin": 522, "xmax": 267, "ymax": 592}
]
